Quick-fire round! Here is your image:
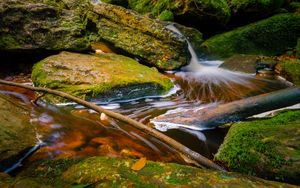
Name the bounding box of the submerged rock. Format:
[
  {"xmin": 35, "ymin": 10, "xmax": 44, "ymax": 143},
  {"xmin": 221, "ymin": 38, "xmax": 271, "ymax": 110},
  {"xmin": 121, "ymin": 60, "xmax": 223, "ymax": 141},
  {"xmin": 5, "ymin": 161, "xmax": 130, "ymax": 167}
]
[
  {"xmin": 275, "ymin": 58, "xmax": 300, "ymax": 85},
  {"xmin": 0, "ymin": 0, "xmax": 90, "ymax": 52},
  {"xmin": 126, "ymin": 0, "xmax": 231, "ymax": 26},
  {"xmin": 215, "ymin": 110, "xmax": 300, "ymax": 185},
  {"xmin": 221, "ymin": 54, "xmax": 278, "ymax": 74},
  {"xmin": 0, "ymin": 93, "xmax": 40, "ymax": 171},
  {"xmin": 31, "ymin": 52, "xmax": 174, "ymax": 103},
  {"xmin": 2, "ymin": 156, "xmax": 295, "ymax": 187},
  {"xmin": 201, "ymin": 13, "xmax": 300, "ymax": 59}
]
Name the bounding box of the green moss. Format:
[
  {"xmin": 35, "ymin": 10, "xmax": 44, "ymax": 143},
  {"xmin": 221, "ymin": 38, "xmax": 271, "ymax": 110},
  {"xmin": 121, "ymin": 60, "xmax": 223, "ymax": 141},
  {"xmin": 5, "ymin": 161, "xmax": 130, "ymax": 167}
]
[
  {"xmin": 296, "ymin": 38, "xmax": 300, "ymax": 58},
  {"xmin": 31, "ymin": 52, "xmax": 174, "ymax": 103},
  {"xmin": 201, "ymin": 13, "xmax": 300, "ymax": 59},
  {"xmin": 215, "ymin": 110, "xmax": 300, "ymax": 183},
  {"xmin": 14, "ymin": 156, "xmax": 295, "ymax": 187},
  {"xmin": 158, "ymin": 10, "xmax": 174, "ymax": 21},
  {"xmin": 229, "ymin": 0, "xmax": 285, "ymax": 14},
  {"xmin": 276, "ymin": 58, "xmax": 300, "ymax": 85}
]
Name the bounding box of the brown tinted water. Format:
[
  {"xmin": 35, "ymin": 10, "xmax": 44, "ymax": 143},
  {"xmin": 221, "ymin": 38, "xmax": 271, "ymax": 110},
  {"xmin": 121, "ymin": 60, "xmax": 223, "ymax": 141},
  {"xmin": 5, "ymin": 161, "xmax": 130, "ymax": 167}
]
[{"xmin": 0, "ymin": 58, "xmax": 290, "ymax": 173}]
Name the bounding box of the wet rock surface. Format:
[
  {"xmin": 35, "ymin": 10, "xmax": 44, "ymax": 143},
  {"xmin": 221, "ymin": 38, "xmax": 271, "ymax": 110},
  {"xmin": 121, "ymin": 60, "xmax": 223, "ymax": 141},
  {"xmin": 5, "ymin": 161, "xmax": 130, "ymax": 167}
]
[
  {"xmin": 31, "ymin": 51, "xmax": 174, "ymax": 103},
  {"xmin": 0, "ymin": 93, "xmax": 41, "ymax": 171},
  {"xmin": 215, "ymin": 110, "xmax": 300, "ymax": 185},
  {"xmin": 1, "ymin": 156, "xmax": 296, "ymax": 187}
]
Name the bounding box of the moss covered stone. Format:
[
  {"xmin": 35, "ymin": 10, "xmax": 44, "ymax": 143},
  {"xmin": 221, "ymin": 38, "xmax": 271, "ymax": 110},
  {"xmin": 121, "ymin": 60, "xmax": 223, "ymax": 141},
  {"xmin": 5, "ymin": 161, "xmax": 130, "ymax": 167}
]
[
  {"xmin": 0, "ymin": 0, "xmax": 90, "ymax": 52},
  {"xmin": 215, "ymin": 110, "xmax": 300, "ymax": 184},
  {"xmin": 275, "ymin": 58, "xmax": 300, "ymax": 85},
  {"xmin": 0, "ymin": 94, "xmax": 50, "ymax": 171},
  {"xmin": 9, "ymin": 156, "xmax": 296, "ymax": 187},
  {"xmin": 91, "ymin": 3, "xmax": 189, "ymax": 70},
  {"xmin": 201, "ymin": 13, "xmax": 300, "ymax": 59},
  {"xmin": 228, "ymin": 0, "xmax": 286, "ymax": 21},
  {"xmin": 127, "ymin": 0, "xmax": 231, "ymax": 26},
  {"xmin": 31, "ymin": 51, "xmax": 174, "ymax": 103}
]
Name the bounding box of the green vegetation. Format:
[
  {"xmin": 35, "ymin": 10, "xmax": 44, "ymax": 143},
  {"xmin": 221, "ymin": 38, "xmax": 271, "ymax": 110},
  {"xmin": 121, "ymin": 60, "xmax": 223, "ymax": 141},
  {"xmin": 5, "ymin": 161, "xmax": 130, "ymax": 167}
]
[
  {"xmin": 276, "ymin": 58, "xmax": 300, "ymax": 85},
  {"xmin": 31, "ymin": 52, "xmax": 174, "ymax": 103},
  {"xmin": 215, "ymin": 110, "xmax": 300, "ymax": 184},
  {"xmin": 0, "ymin": 156, "xmax": 293, "ymax": 187},
  {"xmin": 201, "ymin": 13, "xmax": 300, "ymax": 59}
]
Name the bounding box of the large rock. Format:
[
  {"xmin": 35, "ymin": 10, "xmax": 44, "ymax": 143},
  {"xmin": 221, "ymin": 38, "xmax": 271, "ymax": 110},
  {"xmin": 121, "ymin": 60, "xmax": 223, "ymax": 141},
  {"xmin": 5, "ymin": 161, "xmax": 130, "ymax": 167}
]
[
  {"xmin": 0, "ymin": 0, "xmax": 90, "ymax": 52},
  {"xmin": 215, "ymin": 110, "xmax": 300, "ymax": 184},
  {"xmin": 201, "ymin": 13, "xmax": 300, "ymax": 59},
  {"xmin": 31, "ymin": 51, "xmax": 174, "ymax": 103},
  {"xmin": 228, "ymin": 0, "xmax": 286, "ymax": 22},
  {"xmin": 1, "ymin": 156, "xmax": 296, "ymax": 187},
  {"xmin": 126, "ymin": 0, "xmax": 231, "ymax": 27},
  {"xmin": 0, "ymin": 0, "xmax": 189, "ymax": 70},
  {"xmin": 0, "ymin": 93, "xmax": 41, "ymax": 171},
  {"xmin": 89, "ymin": 3, "xmax": 189, "ymax": 70}
]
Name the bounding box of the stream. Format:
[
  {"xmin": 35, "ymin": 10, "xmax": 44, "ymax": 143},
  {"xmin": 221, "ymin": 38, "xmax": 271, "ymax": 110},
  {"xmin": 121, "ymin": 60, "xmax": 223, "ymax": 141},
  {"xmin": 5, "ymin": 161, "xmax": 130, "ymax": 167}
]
[{"xmin": 0, "ymin": 29, "xmax": 290, "ymax": 174}]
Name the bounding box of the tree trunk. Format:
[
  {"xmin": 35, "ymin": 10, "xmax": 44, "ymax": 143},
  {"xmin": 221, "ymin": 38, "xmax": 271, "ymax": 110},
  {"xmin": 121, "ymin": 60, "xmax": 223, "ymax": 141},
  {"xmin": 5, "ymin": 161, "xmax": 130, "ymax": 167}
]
[{"xmin": 152, "ymin": 87, "xmax": 300, "ymax": 129}]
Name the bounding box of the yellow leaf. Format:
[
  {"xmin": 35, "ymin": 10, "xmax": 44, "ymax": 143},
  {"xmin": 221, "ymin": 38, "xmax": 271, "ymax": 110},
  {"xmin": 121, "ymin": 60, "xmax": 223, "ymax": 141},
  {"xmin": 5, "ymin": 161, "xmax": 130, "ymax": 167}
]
[{"xmin": 131, "ymin": 157, "xmax": 147, "ymax": 171}]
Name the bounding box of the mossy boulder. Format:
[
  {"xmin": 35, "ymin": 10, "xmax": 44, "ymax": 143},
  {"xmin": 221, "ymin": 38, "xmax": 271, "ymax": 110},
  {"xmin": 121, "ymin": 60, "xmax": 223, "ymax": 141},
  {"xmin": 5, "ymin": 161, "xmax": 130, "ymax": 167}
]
[
  {"xmin": 90, "ymin": 3, "xmax": 189, "ymax": 70},
  {"xmin": 201, "ymin": 13, "xmax": 300, "ymax": 59},
  {"xmin": 215, "ymin": 110, "xmax": 300, "ymax": 184},
  {"xmin": 126, "ymin": 0, "xmax": 231, "ymax": 26},
  {"xmin": 228, "ymin": 0, "xmax": 286, "ymax": 22},
  {"xmin": 4, "ymin": 156, "xmax": 295, "ymax": 187},
  {"xmin": 0, "ymin": 0, "xmax": 90, "ymax": 52},
  {"xmin": 31, "ymin": 51, "xmax": 174, "ymax": 103},
  {"xmin": 0, "ymin": 93, "xmax": 47, "ymax": 171},
  {"xmin": 275, "ymin": 58, "xmax": 300, "ymax": 85}
]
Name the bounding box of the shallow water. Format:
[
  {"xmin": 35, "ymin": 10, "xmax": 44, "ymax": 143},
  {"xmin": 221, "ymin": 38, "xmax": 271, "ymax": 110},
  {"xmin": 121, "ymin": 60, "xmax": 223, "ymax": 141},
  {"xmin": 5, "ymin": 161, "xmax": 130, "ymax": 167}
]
[{"xmin": 0, "ymin": 57, "xmax": 289, "ymax": 173}]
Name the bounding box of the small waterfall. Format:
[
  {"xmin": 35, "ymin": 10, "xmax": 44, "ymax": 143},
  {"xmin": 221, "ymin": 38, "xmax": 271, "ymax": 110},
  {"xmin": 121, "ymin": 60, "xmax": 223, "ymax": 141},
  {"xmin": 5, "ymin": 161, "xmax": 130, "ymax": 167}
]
[{"xmin": 166, "ymin": 24, "xmax": 281, "ymax": 103}]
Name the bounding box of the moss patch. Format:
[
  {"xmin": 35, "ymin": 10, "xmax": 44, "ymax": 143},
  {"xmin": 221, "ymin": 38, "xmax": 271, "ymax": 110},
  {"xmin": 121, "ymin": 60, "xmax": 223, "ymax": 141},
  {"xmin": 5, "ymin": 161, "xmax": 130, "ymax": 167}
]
[
  {"xmin": 201, "ymin": 13, "xmax": 300, "ymax": 59},
  {"xmin": 215, "ymin": 110, "xmax": 300, "ymax": 184},
  {"xmin": 31, "ymin": 51, "xmax": 174, "ymax": 103},
  {"xmin": 12, "ymin": 156, "xmax": 296, "ymax": 187},
  {"xmin": 275, "ymin": 58, "xmax": 300, "ymax": 85}
]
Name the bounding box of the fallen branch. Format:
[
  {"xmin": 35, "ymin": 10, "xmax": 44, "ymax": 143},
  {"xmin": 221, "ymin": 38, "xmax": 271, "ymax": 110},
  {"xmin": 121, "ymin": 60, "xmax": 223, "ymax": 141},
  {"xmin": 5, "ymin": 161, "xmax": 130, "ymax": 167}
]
[
  {"xmin": 152, "ymin": 87, "xmax": 300, "ymax": 129},
  {"xmin": 0, "ymin": 79, "xmax": 225, "ymax": 171}
]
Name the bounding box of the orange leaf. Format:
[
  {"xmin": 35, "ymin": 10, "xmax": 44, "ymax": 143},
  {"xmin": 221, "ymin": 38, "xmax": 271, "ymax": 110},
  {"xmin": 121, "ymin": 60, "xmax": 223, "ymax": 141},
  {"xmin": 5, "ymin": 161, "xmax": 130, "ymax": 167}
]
[{"xmin": 131, "ymin": 157, "xmax": 147, "ymax": 171}]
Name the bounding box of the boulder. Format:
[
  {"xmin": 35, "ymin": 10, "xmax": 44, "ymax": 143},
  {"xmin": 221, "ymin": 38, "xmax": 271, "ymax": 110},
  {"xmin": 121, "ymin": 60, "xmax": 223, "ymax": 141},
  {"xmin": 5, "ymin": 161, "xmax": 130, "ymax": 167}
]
[
  {"xmin": 215, "ymin": 110, "xmax": 300, "ymax": 184},
  {"xmin": 0, "ymin": 93, "xmax": 41, "ymax": 171},
  {"xmin": 201, "ymin": 13, "xmax": 300, "ymax": 59},
  {"xmin": 31, "ymin": 51, "xmax": 174, "ymax": 103},
  {"xmin": 90, "ymin": 3, "xmax": 189, "ymax": 70},
  {"xmin": 228, "ymin": 0, "xmax": 286, "ymax": 22},
  {"xmin": 0, "ymin": 0, "xmax": 90, "ymax": 52},
  {"xmin": 0, "ymin": 0, "xmax": 189, "ymax": 70},
  {"xmin": 126, "ymin": 0, "xmax": 231, "ymax": 26},
  {"xmin": 3, "ymin": 156, "xmax": 295, "ymax": 187},
  {"xmin": 220, "ymin": 54, "xmax": 278, "ymax": 74}
]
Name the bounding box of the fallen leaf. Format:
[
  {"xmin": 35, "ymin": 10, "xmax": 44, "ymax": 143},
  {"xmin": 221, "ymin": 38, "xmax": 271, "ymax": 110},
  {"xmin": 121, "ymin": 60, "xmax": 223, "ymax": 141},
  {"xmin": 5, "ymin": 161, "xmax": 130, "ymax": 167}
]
[{"xmin": 131, "ymin": 157, "xmax": 147, "ymax": 171}]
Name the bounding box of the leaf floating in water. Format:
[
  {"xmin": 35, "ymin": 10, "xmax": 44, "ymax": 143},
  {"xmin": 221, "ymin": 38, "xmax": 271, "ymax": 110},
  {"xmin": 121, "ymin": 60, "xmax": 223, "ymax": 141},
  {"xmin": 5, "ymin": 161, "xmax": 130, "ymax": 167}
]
[{"xmin": 131, "ymin": 157, "xmax": 147, "ymax": 171}]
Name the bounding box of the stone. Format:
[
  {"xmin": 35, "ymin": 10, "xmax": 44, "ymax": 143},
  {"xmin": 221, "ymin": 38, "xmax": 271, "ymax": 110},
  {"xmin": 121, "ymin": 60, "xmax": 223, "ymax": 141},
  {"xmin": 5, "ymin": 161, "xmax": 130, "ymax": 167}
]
[
  {"xmin": 8, "ymin": 156, "xmax": 297, "ymax": 187},
  {"xmin": 126, "ymin": 0, "xmax": 231, "ymax": 27},
  {"xmin": 0, "ymin": 0, "xmax": 90, "ymax": 52},
  {"xmin": 31, "ymin": 51, "xmax": 174, "ymax": 103},
  {"xmin": 215, "ymin": 110, "xmax": 300, "ymax": 185},
  {"xmin": 200, "ymin": 13, "xmax": 300, "ymax": 59},
  {"xmin": 0, "ymin": 93, "xmax": 40, "ymax": 171}
]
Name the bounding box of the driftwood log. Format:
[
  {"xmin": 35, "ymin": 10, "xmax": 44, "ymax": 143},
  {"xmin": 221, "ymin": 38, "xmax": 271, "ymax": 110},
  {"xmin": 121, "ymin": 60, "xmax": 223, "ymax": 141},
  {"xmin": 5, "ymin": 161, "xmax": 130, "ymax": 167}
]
[
  {"xmin": 0, "ymin": 79, "xmax": 225, "ymax": 171},
  {"xmin": 152, "ymin": 86, "xmax": 300, "ymax": 129}
]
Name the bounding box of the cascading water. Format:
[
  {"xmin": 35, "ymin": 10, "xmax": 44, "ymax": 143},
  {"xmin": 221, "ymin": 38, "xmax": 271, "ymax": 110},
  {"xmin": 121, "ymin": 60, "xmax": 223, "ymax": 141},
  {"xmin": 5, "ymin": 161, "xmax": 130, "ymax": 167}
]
[{"xmin": 166, "ymin": 24, "xmax": 285, "ymax": 103}]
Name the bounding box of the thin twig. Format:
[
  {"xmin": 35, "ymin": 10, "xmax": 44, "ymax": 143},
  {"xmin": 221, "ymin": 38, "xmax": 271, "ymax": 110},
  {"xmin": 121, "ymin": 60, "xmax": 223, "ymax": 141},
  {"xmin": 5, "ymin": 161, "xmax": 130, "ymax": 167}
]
[{"xmin": 0, "ymin": 79, "xmax": 226, "ymax": 171}]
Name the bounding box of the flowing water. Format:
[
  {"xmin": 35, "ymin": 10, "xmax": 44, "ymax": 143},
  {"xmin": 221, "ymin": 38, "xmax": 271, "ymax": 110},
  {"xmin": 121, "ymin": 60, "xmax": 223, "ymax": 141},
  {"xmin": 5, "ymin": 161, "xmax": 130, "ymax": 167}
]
[{"xmin": 0, "ymin": 26, "xmax": 291, "ymax": 173}]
